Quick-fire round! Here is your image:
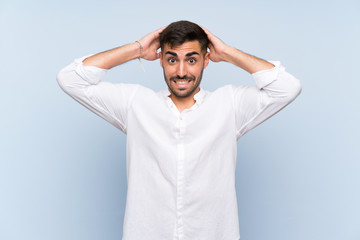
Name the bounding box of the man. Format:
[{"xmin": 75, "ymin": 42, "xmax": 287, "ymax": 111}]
[{"xmin": 57, "ymin": 20, "xmax": 301, "ymax": 240}]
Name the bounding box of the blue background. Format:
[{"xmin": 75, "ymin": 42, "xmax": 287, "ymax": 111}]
[{"xmin": 1, "ymin": 0, "xmax": 359, "ymax": 239}]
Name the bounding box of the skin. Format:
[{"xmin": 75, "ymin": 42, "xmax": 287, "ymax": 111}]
[
  {"xmin": 159, "ymin": 41, "xmax": 210, "ymax": 112},
  {"xmin": 82, "ymin": 24, "xmax": 275, "ymax": 113}
]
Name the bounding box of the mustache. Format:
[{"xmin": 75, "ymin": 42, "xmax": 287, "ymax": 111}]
[{"xmin": 170, "ymin": 75, "xmax": 195, "ymax": 81}]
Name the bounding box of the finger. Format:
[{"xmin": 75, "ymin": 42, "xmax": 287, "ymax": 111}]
[
  {"xmin": 154, "ymin": 25, "xmax": 168, "ymax": 36},
  {"xmin": 200, "ymin": 25, "xmax": 214, "ymax": 38},
  {"xmin": 208, "ymin": 42, "xmax": 215, "ymax": 51},
  {"xmin": 158, "ymin": 25, "xmax": 168, "ymax": 32},
  {"xmin": 200, "ymin": 25, "xmax": 209, "ymax": 33}
]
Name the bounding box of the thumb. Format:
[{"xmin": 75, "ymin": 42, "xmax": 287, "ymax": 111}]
[{"xmin": 156, "ymin": 52, "xmax": 161, "ymax": 59}]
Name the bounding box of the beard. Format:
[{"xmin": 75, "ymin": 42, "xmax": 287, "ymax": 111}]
[{"xmin": 163, "ymin": 67, "xmax": 204, "ymax": 98}]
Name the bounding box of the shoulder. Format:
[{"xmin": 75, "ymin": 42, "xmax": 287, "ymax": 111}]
[
  {"xmin": 110, "ymin": 83, "xmax": 153, "ymax": 94},
  {"xmin": 94, "ymin": 83, "xmax": 155, "ymax": 103},
  {"xmin": 200, "ymin": 85, "xmax": 235, "ymax": 104},
  {"xmin": 211, "ymin": 84, "xmax": 242, "ymax": 96},
  {"xmin": 209, "ymin": 84, "xmax": 252, "ymax": 106},
  {"xmin": 123, "ymin": 84, "xmax": 163, "ymax": 101}
]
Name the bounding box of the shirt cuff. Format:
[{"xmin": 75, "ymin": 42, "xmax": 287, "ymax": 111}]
[
  {"xmin": 74, "ymin": 54, "xmax": 108, "ymax": 85},
  {"xmin": 251, "ymin": 60, "xmax": 285, "ymax": 89}
]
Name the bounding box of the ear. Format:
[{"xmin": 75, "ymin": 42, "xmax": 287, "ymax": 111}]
[
  {"xmin": 203, "ymin": 51, "xmax": 210, "ymax": 69},
  {"xmin": 159, "ymin": 51, "xmax": 163, "ymax": 68}
]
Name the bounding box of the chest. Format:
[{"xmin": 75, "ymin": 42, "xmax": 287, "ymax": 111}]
[{"xmin": 126, "ymin": 91, "xmax": 236, "ymax": 145}]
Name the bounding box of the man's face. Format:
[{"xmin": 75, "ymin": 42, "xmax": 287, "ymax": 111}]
[{"xmin": 160, "ymin": 41, "xmax": 210, "ymax": 99}]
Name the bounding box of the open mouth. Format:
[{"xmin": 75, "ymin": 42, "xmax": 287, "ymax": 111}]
[
  {"xmin": 172, "ymin": 79, "xmax": 193, "ymax": 88},
  {"xmin": 173, "ymin": 79, "xmax": 192, "ymax": 83}
]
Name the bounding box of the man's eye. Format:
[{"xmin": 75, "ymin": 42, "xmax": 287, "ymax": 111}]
[
  {"xmin": 168, "ymin": 58, "xmax": 176, "ymax": 63},
  {"xmin": 188, "ymin": 58, "xmax": 196, "ymax": 64}
]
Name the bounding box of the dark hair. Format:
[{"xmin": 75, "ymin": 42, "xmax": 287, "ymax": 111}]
[{"xmin": 159, "ymin": 20, "xmax": 209, "ymax": 54}]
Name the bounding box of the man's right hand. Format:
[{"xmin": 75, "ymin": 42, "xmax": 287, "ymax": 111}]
[
  {"xmin": 138, "ymin": 25, "xmax": 167, "ymax": 61},
  {"xmin": 83, "ymin": 25, "xmax": 167, "ymax": 69}
]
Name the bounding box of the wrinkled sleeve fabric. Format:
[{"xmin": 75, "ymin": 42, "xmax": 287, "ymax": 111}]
[
  {"xmin": 56, "ymin": 54, "xmax": 139, "ymax": 134},
  {"xmin": 231, "ymin": 60, "xmax": 302, "ymax": 140}
]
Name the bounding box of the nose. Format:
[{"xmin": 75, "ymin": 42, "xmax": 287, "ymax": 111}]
[{"xmin": 176, "ymin": 61, "xmax": 187, "ymax": 78}]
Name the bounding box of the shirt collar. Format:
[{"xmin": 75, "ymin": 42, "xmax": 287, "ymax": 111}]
[{"xmin": 160, "ymin": 87, "xmax": 206, "ymax": 105}]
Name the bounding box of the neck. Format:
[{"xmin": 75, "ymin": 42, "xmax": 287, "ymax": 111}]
[{"xmin": 170, "ymin": 87, "xmax": 200, "ymax": 113}]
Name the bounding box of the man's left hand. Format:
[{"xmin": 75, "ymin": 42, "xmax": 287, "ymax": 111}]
[{"xmin": 201, "ymin": 26, "xmax": 230, "ymax": 63}]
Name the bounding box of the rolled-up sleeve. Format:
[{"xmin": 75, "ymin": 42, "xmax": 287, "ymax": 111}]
[
  {"xmin": 231, "ymin": 60, "xmax": 302, "ymax": 140},
  {"xmin": 56, "ymin": 54, "xmax": 139, "ymax": 134}
]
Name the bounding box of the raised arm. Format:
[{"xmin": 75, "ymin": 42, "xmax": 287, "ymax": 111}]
[
  {"xmin": 56, "ymin": 26, "xmax": 166, "ymax": 133},
  {"xmin": 201, "ymin": 27, "xmax": 302, "ymax": 139},
  {"xmin": 201, "ymin": 26, "xmax": 275, "ymax": 74},
  {"xmin": 82, "ymin": 25, "xmax": 167, "ymax": 69}
]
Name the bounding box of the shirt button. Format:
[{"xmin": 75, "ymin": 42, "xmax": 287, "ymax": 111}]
[
  {"xmin": 179, "ymin": 117, "xmax": 183, "ymax": 120},
  {"xmin": 170, "ymin": 105, "xmax": 173, "ymax": 108}
]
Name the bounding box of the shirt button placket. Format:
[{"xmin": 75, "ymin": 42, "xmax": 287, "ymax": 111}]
[{"xmin": 176, "ymin": 115, "xmax": 185, "ymax": 240}]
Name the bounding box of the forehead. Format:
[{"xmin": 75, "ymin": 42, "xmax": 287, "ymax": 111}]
[{"xmin": 163, "ymin": 41, "xmax": 202, "ymax": 55}]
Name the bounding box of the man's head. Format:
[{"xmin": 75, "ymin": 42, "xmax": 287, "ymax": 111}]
[
  {"xmin": 159, "ymin": 20, "xmax": 210, "ymax": 99},
  {"xmin": 159, "ymin": 20, "xmax": 209, "ymax": 55}
]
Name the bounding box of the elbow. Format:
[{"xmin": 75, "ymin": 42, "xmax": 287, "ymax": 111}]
[
  {"xmin": 56, "ymin": 68, "xmax": 69, "ymax": 93},
  {"xmin": 56, "ymin": 69, "xmax": 64, "ymax": 87},
  {"xmin": 266, "ymin": 75, "xmax": 302, "ymax": 105},
  {"xmin": 287, "ymin": 77, "xmax": 302, "ymax": 102},
  {"xmin": 276, "ymin": 70, "xmax": 302, "ymax": 102},
  {"xmin": 56, "ymin": 66, "xmax": 80, "ymax": 96},
  {"xmin": 290, "ymin": 78, "xmax": 302, "ymax": 100}
]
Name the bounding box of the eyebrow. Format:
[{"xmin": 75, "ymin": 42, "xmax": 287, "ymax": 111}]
[
  {"xmin": 185, "ymin": 51, "xmax": 200, "ymax": 57},
  {"xmin": 165, "ymin": 51, "xmax": 177, "ymax": 57},
  {"xmin": 165, "ymin": 51, "xmax": 200, "ymax": 57}
]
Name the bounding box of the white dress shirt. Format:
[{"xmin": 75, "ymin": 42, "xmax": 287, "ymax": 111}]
[{"xmin": 56, "ymin": 54, "xmax": 301, "ymax": 240}]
